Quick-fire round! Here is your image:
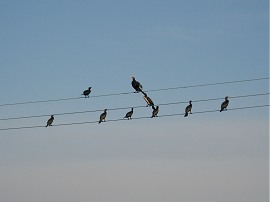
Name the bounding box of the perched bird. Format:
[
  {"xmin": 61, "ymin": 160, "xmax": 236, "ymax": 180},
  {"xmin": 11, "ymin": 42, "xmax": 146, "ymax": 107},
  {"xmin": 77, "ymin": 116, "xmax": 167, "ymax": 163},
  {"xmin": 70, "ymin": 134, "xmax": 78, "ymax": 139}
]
[
  {"xmin": 143, "ymin": 92, "xmax": 154, "ymax": 107},
  {"xmin": 99, "ymin": 109, "xmax": 107, "ymax": 123},
  {"xmin": 124, "ymin": 108, "xmax": 133, "ymax": 120},
  {"xmin": 131, "ymin": 77, "xmax": 143, "ymax": 93},
  {"xmin": 82, "ymin": 87, "xmax": 92, "ymax": 98},
  {"xmin": 220, "ymin": 96, "xmax": 229, "ymax": 112},
  {"xmin": 46, "ymin": 115, "xmax": 54, "ymax": 127},
  {"xmin": 151, "ymin": 105, "xmax": 159, "ymax": 118},
  {"xmin": 184, "ymin": 100, "xmax": 192, "ymax": 117}
]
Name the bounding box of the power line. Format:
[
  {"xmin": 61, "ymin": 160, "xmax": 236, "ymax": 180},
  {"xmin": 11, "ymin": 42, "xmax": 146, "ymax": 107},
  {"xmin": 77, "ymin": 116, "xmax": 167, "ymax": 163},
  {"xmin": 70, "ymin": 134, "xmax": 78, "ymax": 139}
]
[
  {"xmin": 0, "ymin": 92, "xmax": 269, "ymax": 121},
  {"xmin": 0, "ymin": 97, "xmax": 85, "ymax": 107},
  {"xmin": 145, "ymin": 77, "xmax": 269, "ymax": 92},
  {"xmin": 0, "ymin": 77, "xmax": 268, "ymax": 107},
  {"xmin": 0, "ymin": 104, "xmax": 269, "ymax": 131}
]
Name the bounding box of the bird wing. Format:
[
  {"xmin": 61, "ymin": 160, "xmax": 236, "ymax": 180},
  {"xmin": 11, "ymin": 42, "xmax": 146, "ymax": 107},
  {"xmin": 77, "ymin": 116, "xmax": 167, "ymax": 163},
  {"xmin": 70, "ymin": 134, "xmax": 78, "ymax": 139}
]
[
  {"xmin": 47, "ymin": 117, "xmax": 54, "ymax": 125},
  {"xmin": 147, "ymin": 97, "xmax": 154, "ymax": 105},
  {"xmin": 221, "ymin": 100, "xmax": 229, "ymax": 109},
  {"xmin": 126, "ymin": 111, "xmax": 133, "ymax": 117},
  {"xmin": 185, "ymin": 104, "xmax": 192, "ymax": 113},
  {"xmin": 83, "ymin": 89, "xmax": 89, "ymax": 95},
  {"xmin": 100, "ymin": 112, "xmax": 107, "ymax": 120},
  {"xmin": 144, "ymin": 96, "xmax": 153, "ymax": 105},
  {"xmin": 152, "ymin": 108, "xmax": 159, "ymax": 117},
  {"xmin": 131, "ymin": 80, "xmax": 137, "ymax": 88}
]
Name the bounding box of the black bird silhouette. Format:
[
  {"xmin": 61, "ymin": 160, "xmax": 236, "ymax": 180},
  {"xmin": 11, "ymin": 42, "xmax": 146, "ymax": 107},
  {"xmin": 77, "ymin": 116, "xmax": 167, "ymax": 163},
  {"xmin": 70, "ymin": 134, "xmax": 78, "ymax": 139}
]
[
  {"xmin": 82, "ymin": 87, "xmax": 92, "ymax": 98},
  {"xmin": 142, "ymin": 92, "xmax": 154, "ymax": 107},
  {"xmin": 184, "ymin": 100, "xmax": 192, "ymax": 117},
  {"xmin": 131, "ymin": 77, "xmax": 143, "ymax": 93},
  {"xmin": 220, "ymin": 96, "xmax": 229, "ymax": 112},
  {"xmin": 99, "ymin": 109, "xmax": 107, "ymax": 123},
  {"xmin": 46, "ymin": 115, "xmax": 54, "ymax": 127},
  {"xmin": 124, "ymin": 108, "xmax": 133, "ymax": 120},
  {"xmin": 151, "ymin": 106, "xmax": 159, "ymax": 118}
]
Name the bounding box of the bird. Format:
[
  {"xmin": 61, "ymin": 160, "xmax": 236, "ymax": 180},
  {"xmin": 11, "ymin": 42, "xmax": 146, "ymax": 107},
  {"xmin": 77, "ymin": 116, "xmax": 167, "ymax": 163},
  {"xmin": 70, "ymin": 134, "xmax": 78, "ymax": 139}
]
[
  {"xmin": 99, "ymin": 109, "xmax": 107, "ymax": 123},
  {"xmin": 131, "ymin": 77, "xmax": 143, "ymax": 93},
  {"xmin": 184, "ymin": 100, "xmax": 192, "ymax": 117},
  {"xmin": 124, "ymin": 108, "xmax": 133, "ymax": 120},
  {"xmin": 82, "ymin": 87, "xmax": 92, "ymax": 98},
  {"xmin": 220, "ymin": 96, "xmax": 229, "ymax": 112},
  {"xmin": 46, "ymin": 115, "xmax": 54, "ymax": 127},
  {"xmin": 151, "ymin": 105, "xmax": 159, "ymax": 118},
  {"xmin": 142, "ymin": 92, "xmax": 154, "ymax": 107}
]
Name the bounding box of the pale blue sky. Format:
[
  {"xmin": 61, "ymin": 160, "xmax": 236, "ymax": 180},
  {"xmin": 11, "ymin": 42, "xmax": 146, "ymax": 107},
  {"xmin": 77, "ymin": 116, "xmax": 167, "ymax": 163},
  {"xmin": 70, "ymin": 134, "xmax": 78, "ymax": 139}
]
[{"xmin": 0, "ymin": 0, "xmax": 268, "ymax": 201}]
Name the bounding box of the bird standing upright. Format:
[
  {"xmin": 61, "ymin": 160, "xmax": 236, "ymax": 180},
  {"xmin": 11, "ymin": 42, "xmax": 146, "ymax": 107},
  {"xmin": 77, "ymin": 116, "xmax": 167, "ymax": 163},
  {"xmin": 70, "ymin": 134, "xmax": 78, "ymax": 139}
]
[
  {"xmin": 82, "ymin": 87, "xmax": 92, "ymax": 98},
  {"xmin": 99, "ymin": 109, "xmax": 107, "ymax": 123},
  {"xmin": 151, "ymin": 106, "xmax": 159, "ymax": 118},
  {"xmin": 142, "ymin": 92, "xmax": 154, "ymax": 107},
  {"xmin": 184, "ymin": 100, "xmax": 192, "ymax": 117},
  {"xmin": 46, "ymin": 115, "xmax": 54, "ymax": 127},
  {"xmin": 131, "ymin": 77, "xmax": 143, "ymax": 93},
  {"xmin": 220, "ymin": 96, "xmax": 229, "ymax": 112},
  {"xmin": 124, "ymin": 108, "xmax": 134, "ymax": 120}
]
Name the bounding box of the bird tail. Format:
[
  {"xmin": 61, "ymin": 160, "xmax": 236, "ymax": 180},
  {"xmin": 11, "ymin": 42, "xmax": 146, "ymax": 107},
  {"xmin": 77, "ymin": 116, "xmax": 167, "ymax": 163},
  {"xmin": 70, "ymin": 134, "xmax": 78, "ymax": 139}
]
[
  {"xmin": 220, "ymin": 108, "xmax": 224, "ymax": 112},
  {"xmin": 98, "ymin": 120, "xmax": 101, "ymax": 124},
  {"xmin": 184, "ymin": 113, "xmax": 188, "ymax": 117},
  {"xmin": 45, "ymin": 125, "xmax": 48, "ymax": 127}
]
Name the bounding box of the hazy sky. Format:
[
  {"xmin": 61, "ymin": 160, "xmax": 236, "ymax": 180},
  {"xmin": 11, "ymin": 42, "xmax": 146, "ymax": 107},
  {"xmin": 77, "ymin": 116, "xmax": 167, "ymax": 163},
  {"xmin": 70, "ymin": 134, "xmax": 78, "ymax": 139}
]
[{"xmin": 0, "ymin": 0, "xmax": 268, "ymax": 201}]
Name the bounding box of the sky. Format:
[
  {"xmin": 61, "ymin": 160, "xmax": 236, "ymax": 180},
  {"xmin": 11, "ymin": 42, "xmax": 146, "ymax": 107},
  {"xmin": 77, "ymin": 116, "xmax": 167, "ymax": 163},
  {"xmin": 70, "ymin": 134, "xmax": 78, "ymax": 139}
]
[{"xmin": 0, "ymin": 0, "xmax": 269, "ymax": 201}]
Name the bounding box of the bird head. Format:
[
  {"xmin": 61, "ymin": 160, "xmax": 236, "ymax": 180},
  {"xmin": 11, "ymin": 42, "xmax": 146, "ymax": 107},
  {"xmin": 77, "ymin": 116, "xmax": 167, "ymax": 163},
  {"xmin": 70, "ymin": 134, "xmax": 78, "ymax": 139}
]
[
  {"xmin": 225, "ymin": 96, "xmax": 229, "ymax": 100},
  {"xmin": 89, "ymin": 87, "xmax": 92, "ymax": 89}
]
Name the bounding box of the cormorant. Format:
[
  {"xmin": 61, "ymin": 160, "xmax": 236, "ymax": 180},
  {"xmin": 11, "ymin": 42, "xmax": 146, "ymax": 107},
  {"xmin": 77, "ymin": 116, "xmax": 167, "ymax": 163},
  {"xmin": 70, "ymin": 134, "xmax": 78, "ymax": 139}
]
[
  {"xmin": 82, "ymin": 87, "xmax": 92, "ymax": 98},
  {"xmin": 184, "ymin": 100, "xmax": 192, "ymax": 117},
  {"xmin": 220, "ymin": 96, "xmax": 229, "ymax": 112},
  {"xmin": 131, "ymin": 77, "xmax": 143, "ymax": 93},
  {"xmin": 124, "ymin": 108, "xmax": 133, "ymax": 120},
  {"xmin": 99, "ymin": 109, "xmax": 107, "ymax": 123},
  {"xmin": 151, "ymin": 106, "xmax": 159, "ymax": 118},
  {"xmin": 46, "ymin": 115, "xmax": 54, "ymax": 127},
  {"xmin": 142, "ymin": 92, "xmax": 154, "ymax": 107}
]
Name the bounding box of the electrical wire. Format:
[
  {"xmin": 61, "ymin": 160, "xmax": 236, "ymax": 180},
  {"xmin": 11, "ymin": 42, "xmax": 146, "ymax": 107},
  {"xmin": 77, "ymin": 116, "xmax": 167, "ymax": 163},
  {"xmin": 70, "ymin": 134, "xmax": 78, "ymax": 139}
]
[
  {"xmin": 0, "ymin": 77, "xmax": 268, "ymax": 107},
  {"xmin": 145, "ymin": 77, "xmax": 269, "ymax": 92},
  {"xmin": 0, "ymin": 92, "xmax": 269, "ymax": 121},
  {"xmin": 0, "ymin": 104, "xmax": 269, "ymax": 131}
]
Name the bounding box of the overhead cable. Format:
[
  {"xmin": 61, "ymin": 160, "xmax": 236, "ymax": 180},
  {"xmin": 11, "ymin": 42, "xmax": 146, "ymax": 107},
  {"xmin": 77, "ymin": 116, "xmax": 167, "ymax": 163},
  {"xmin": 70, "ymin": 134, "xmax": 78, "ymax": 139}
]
[
  {"xmin": 0, "ymin": 104, "xmax": 269, "ymax": 131},
  {"xmin": 0, "ymin": 77, "xmax": 268, "ymax": 107},
  {"xmin": 0, "ymin": 92, "xmax": 269, "ymax": 121}
]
